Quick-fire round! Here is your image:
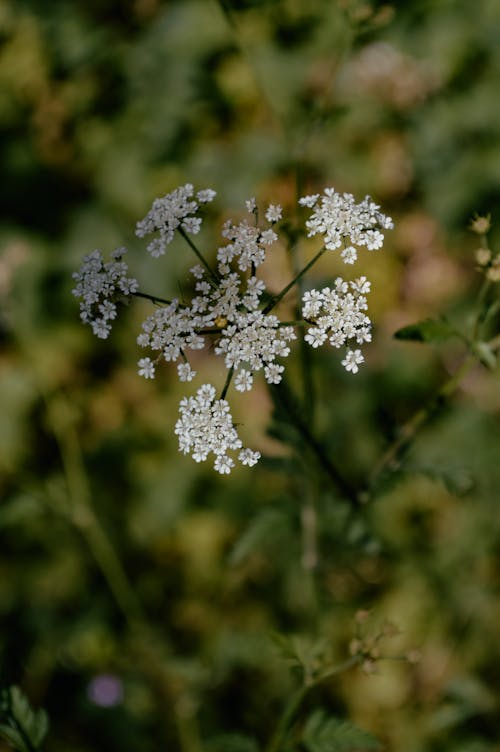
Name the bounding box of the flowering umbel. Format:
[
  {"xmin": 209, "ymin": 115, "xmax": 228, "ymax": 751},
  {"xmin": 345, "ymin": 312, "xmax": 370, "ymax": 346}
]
[{"xmin": 72, "ymin": 184, "xmax": 393, "ymax": 473}]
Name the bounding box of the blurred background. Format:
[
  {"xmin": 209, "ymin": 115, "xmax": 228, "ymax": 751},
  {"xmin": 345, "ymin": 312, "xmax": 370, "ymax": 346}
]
[{"xmin": 1, "ymin": 1, "xmax": 500, "ymax": 750}]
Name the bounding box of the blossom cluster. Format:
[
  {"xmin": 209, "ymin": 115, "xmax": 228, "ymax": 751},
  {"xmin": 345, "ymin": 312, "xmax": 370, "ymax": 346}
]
[
  {"xmin": 175, "ymin": 384, "xmax": 260, "ymax": 473},
  {"xmin": 72, "ymin": 184, "xmax": 393, "ymax": 473},
  {"xmin": 302, "ymin": 276, "xmax": 372, "ymax": 374},
  {"xmin": 136, "ymin": 197, "xmax": 295, "ymax": 394},
  {"xmin": 299, "ymin": 188, "xmax": 393, "ymax": 264},
  {"xmin": 72, "ymin": 248, "xmax": 138, "ymax": 339},
  {"xmin": 136, "ymin": 183, "xmax": 216, "ymax": 258}
]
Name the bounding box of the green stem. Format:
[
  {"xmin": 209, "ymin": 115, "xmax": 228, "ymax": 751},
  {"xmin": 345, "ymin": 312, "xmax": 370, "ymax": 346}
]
[
  {"xmin": 270, "ymin": 381, "xmax": 360, "ymax": 508},
  {"xmin": 266, "ymin": 655, "xmax": 361, "ymax": 752},
  {"xmin": 472, "ymin": 277, "xmax": 493, "ymax": 341},
  {"xmin": 49, "ymin": 399, "xmax": 144, "ymax": 629},
  {"xmin": 220, "ymin": 366, "xmax": 235, "ymax": 400},
  {"xmin": 132, "ymin": 290, "xmax": 175, "ymax": 307},
  {"xmin": 267, "ymin": 685, "xmax": 308, "ymax": 752},
  {"xmin": 263, "ymin": 246, "xmax": 327, "ymax": 314},
  {"xmin": 178, "ymin": 226, "xmax": 219, "ymax": 284}
]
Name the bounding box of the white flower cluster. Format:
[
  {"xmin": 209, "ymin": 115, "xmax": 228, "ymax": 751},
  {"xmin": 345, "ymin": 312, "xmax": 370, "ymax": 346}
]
[
  {"xmin": 302, "ymin": 276, "xmax": 372, "ymax": 374},
  {"xmin": 297, "ymin": 187, "xmax": 393, "ymax": 372},
  {"xmin": 137, "ymin": 199, "xmax": 295, "ymax": 392},
  {"xmin": 71, "ymin": 248, "xmax": 138, "ymax": 339},
  {"xmin": 137, "ymin": 299, "xmax": 205, "ymax": 382},
  {"xmin": 299, "ymin": 187, "xmax": 393, "ymax": 264},
  {"xmin": 136, "ymin": 183, "xmax": 216, "ymax": 258},
  {"xmin": 73, "ymin": 183, "xmax": 393, "ymax": 473},
  {"xmin": 135, "ymin": 196, "xmax": 293, "ymax": 471},
  {"xmin": 175, "ymin": 384, "xmax": 260, "ymax": 474}
]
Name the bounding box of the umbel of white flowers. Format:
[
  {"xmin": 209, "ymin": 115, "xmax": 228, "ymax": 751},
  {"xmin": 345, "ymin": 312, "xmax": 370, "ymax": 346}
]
[{"xmin": 72, "ymin": 184, "xmax": 393, "ymax": 473}]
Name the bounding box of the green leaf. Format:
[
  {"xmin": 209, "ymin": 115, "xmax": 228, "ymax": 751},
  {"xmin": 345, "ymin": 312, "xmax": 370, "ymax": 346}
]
[
  {"xmin": 394, "ymin": 318, "xmax": 457, "ymax": 344},
  {"xmin": 0, "ymin": 725, "xmax": 26, "ymax": 751},
  {"xmin": 302, "ymin": 710, "xmax": 382, "ymax": 752},
  {"xmin": 0, "ymin": 686, "xmax": 49, "ymax": 752},
  {"xmin": 268, "ymin": 631, "xmax": 303, "ymax": 668},
  {"xmin": 408, "ymin": 463, "xmax": 474, "ymax": 497}
]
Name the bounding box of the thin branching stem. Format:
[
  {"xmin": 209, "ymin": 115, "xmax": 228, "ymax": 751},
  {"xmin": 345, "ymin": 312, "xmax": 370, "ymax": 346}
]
[
  {"xmin": 178, "ymin": 226, "xmax": 220, "ymax": 284},
  {"xmin": 270, "ymin": 381, "xmax": 360, "ymax": 508},
  {"xmin": 47, "ymin": 396, "xmax": 144, "ymax": 629},
  {"xmin": 263, "ymin": 246, "xmax": 327, "ymax": 314},
  {"xmin": 220, "ymin": 366, "xmax": 234, "ymax": 400},
  {"xmin": 132, "ymin": 290, "xmax": 174, "ymax": 306},
  {"xmin": 266, "ymin": 654, "xmax": 361, "ymax": 752}
]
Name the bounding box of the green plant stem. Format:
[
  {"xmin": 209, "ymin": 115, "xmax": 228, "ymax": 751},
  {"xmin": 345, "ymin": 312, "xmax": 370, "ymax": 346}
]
[
  {"xmin": 270, "ymin": 381, "xmax": 360, "ymax": 508},
  {"xmin": 220, "ymin": 366, "xmax": 234, "ymax": 400},
  {"xmin": 472, "ymin": 277, "xmax": 493, "ymax": 341},
  {"xmin": 48, "ymin": 401, "xmax": 144, "ymax": 629},
  {"xmin": 368, "ymin": 333, "xmax": 500, "ymax": 495},
  {"xmin": 267, "ymin": 685, "xmax": 308, "ymax": 752},
  {"xmin": 178, "ymin": 226, "xmax": 219, "ymax": 283},
  {"xmin": 266, "ymin": 655, "xmax": 361, "ymax": 752},
  {"xmin": 132, "ymin": 290, "xmax": 174, "ymax": 306},
  {"xmin": 263, "ymin": 247, "xmax": 327, "ymax": 314}
]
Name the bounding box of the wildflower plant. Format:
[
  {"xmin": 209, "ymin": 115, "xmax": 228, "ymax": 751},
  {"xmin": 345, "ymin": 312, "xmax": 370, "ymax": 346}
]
[{"xmin": 73, "ymin": 184, "xmax": 394, "ymax": 473}]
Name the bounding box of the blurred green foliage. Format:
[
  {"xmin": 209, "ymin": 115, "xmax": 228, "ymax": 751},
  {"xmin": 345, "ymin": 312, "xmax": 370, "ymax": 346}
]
[{"xmin": 1, "ymin": 1, "xmax": 500, "ymax": 751}]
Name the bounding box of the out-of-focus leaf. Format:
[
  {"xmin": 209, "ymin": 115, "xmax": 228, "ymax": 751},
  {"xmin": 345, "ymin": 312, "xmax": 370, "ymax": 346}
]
[
  {"xmin": 0, "ymin": 687, "xmax": 49, "ymax": 751},
  {"xmin": 408, "ymin": 463, "xmax": 475, "ymax": 497},
  {"xmin": 394, "ymin": 318, "xmax": 458, "ymax": 344},
  {"xmin": 302, "ymin": 710, "xmax": 381, "ymax": 752}
]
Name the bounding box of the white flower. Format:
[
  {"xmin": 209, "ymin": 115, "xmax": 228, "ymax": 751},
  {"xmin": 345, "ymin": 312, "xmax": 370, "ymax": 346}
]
[
  {"xmin": 138, "ymin": 357, "xmax": 155, "ymax": 379},
  {"xmin": 245, "ymin": 197, "xmax": 257, "ymax": 213},
  {"xmin": 298, "ymin": 194, "xmax": 319, "ymax": 208},
  {"xmin": 341, "ymin": 246, "xmax": 358, "ymax": 264},
  {"xmin": 341, "ymin": 349, "xmax": 364, "ymax": 373},
  {"xmin": 264, "ymin": 363, "xmax": 284, "ymax": 384},
  {"xmin": 260, "ymin": 228, "xmax": 278, "ymax": 245},
  {"xmin": 304, "ymin": 327, "xmax": 327, "ymax": 348},
  {"xmin": 265, "ymin": 204, "xmax": 282, "ymax": 223},
  {"xmin": 239, "ymin": 448, "xmax": 261, "ymax": 466},
  {"xmin": 177, "ymin": 362, "xmax": 196, "ymax": 382},
  {"xmin": 214, "ymin": 454, "xmax": 235, "ymax": 474},
  {"xmin": 91, "ymin": 319, "xmax": 112, "ymax": 339},
  {"xmin": 235, "ymin": 369, "xmax": 254, "ymax": 392},
  {"xmin": 351, "ymin": 275, "xmax": 371, "ymax": 294},
  {"xmin": 197, "ymin": 188, "xmax": 217, "ymax": 203},
  {"xmin": 72, "ymin": 247, "xmax": 138, "ymax": 339},
  {"xmin": 190, "ymin": 264, "xmax": 205, "ymax": 279}
]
